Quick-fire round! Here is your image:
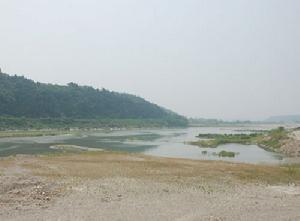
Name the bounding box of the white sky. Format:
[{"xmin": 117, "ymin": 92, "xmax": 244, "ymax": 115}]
[{"xmin": 1, "ymin": 0, "xmax": 300, "ymax": 120}]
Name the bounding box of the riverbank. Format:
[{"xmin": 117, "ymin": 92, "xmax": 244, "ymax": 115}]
[
  {"xmin": 189, "ymin": 127, "xmax": 300, "ymax": 157},
  {"xmin": 0, "ymin": 151, "xmax": 300, "ymax": 221}
]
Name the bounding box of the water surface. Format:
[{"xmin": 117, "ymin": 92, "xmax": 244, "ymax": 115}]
[{"xmin": 0, "ymin": 127, "xmax": 284, "ymax": 164}]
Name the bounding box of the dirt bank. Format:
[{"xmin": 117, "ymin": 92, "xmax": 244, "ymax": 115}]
[
  {"xmin": 280, "ymin": 130, "xmax": 300, "ymax": 157},
  {"xmin": 0, "ymin": 152, "xmax": 300, "ymax": 221}
]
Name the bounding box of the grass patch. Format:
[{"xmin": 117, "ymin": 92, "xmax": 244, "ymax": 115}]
[
  {"xmin": 188, "ymin": 133, "xmax": 260, "ymax": 148},
  {"xmin": 256, "ymin": 127, "xmax": 289, "ymax": 149},
  {"xmin": 218, "ymin": 151, "xmax": 236, "ymax": 158},
  {"xmin": 236, "ymin": 164, "xmax": 300, "ymax": 184},
  {"xmin": 16, "ymin": 152, "xmax": 300, "ymax": 185},
  {"xmin": 188, "ymin": 127, "xmax": 290, "ymax": 151}
]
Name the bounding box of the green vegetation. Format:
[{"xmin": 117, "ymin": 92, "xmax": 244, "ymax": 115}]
[
  {"xmin": 189, "ymin": 133, "xmax": 260, "ymax": 148},
  {"xmin": 188, "ymin": 118, "xmax": 254, "ymax": 127},
  {"xmin": 188, "ymin": 127, "xmax": 290, "ymax": 151},
  {"xmin": 0, "ymin": 116, "xmax": 187, "ymax": 131},
  {"xmin": 217, "ymin": 151, "xmax": 236, "ymax": 158},
  {"xmin": 189, "ymin": 140, "xmax": 218, "ymax": 148},
  {"xmin": 256, "ymin": 127, "xmax": 289, "ymax": 149},
  {"xmin": 0, "ymin": 73, "xmax": 188, "ymax": 129}
]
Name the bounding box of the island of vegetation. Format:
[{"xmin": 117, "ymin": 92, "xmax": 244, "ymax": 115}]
[
  {"xmin": 188, "ymin": 127, "xmax": 290, "ymax": 153},
  {"xmin": 217, "ymin": 150, "xmax": 236, "ymax": 158},
  {"xmin": 0, "ymin": 72, "xmax": 188, "ymax": 130}
]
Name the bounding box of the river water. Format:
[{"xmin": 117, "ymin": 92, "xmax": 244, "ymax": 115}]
[{"xmin": 0, "ymin": 127, "xmax": 285, "ymax": 164}]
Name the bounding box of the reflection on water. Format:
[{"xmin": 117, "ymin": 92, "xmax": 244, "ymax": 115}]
[{"xmin": 0, "ymin": 127, "xmax": 285, "ymax": 164}]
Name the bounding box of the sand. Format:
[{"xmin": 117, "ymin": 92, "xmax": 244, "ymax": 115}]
[
  {"xmin": 281, "ymin": 130, "xmax": 300, "ymax": 157},
  {"xmin": 0, "ymin": 152, "xmax": 300, "ymax": 221}
]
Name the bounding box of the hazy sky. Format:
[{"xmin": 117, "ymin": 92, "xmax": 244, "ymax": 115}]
[{"xmin": 1, "ymin": 0, "xmax": 300, "ymax": 120}]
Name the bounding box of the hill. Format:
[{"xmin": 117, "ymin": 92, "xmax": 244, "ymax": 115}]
[
  {"xmin": 0, "ymin": 72, "xmax": 187, "ymax": 129},
  {"xmin": 188, "ymin": 118, "xmax": 253, "ymax": 126},
  {"xmin": 265, "ymin": 115, "xmax": 300, "ymax": 123}
]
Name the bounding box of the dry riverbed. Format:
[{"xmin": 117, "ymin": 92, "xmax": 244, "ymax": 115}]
[{"xmin": 1, "ymin": 152, "xmax": 300, "ymax": 221}]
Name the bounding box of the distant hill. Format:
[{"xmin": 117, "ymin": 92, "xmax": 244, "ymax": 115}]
[
  {"xmin": 265, "ymin": 115, "xmax": 300, "ymax": 123},
  {"xmin": 0, "ymin": 72, "xmax": 187, "ymax": 128},
  {"xmin": 188, "ymin": 118, "xmax": 252, "ymax": 126}
]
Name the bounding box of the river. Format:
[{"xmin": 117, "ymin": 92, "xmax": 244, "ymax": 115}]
[{"xmin": 0, "ymin": 127, "xmax": 285, "ymax": 164}]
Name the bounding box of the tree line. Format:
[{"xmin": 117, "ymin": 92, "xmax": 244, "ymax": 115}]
[{"xmin": 0, "ymin": 72, "xmax": 188, "ymax": 128}]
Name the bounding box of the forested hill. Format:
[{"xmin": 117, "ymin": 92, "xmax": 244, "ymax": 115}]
[{"xmin": 0, "ymin": 72, "xmax": 187, "ymax": 128}]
